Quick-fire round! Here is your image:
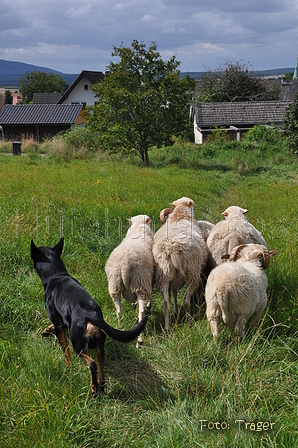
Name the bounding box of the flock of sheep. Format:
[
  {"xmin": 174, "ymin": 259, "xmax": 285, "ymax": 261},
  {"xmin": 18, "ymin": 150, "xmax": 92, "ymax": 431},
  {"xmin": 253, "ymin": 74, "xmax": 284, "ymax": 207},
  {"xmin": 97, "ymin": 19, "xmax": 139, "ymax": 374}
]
[{"xmin": 105, "ymin": 197, "xmax": 278, "ymax": 346}]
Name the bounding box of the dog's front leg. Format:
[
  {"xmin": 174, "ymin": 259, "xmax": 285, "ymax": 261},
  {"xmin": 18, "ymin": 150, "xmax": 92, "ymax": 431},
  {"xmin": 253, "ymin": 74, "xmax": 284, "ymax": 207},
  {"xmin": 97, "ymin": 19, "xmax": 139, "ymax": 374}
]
[
  {"xmin": 42, "ymin": 323, "xmax": 56, "ymax": 337},
  {"xmin": 79, "ymin": 351, "xmax": 99, "ymax": 397},
  {"xmin": 55, "ymin": 326, "xmax": 71, "ymax": 365}
]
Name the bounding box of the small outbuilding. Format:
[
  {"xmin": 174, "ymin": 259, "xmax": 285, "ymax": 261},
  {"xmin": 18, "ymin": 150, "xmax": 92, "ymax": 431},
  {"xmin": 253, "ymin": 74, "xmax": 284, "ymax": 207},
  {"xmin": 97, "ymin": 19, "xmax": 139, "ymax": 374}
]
[
  {"xmin": 193, "ymin": 101, "xmax": 291, "ymax": 144},
  {"xmin": 0, "ymin": 104, "xmax": 85, "ymax": 141}
]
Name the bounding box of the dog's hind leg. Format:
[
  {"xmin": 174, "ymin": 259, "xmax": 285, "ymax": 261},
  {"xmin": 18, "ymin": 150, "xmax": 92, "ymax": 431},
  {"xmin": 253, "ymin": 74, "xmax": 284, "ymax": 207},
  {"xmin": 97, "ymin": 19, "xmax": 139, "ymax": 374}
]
[
  {"xmin": 94, "ymin": 334, "xmax": 105, "ymax": 393},
  {"xmin": 79, "ymin": 351, "xmax": 99, "ymax": 397},
  {"xmin": 55, "ymin": 325, "xmax": 71, "ymax": 365}
]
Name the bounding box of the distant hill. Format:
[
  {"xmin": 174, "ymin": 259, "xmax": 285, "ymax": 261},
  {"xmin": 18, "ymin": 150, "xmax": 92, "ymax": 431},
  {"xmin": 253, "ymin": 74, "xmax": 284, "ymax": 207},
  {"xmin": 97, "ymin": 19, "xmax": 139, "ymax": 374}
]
[
  {"xmin": 0, "ymin": 58, "xmax": 294, "ymax": 86},
  {"xmin": 0, "ymin": 59, "xmax": 78, "ymax": 87},
  {"xmin": 180, "ymin": 68, "xmax": 295, "ymax": 79}
]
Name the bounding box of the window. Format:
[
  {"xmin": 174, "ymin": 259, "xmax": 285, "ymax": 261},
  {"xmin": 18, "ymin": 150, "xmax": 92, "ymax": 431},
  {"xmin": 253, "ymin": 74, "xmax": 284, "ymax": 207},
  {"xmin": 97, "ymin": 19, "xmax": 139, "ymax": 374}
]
[{"xmin": 84, "ymin": 84, "xmax": 89, "ymax": 91}]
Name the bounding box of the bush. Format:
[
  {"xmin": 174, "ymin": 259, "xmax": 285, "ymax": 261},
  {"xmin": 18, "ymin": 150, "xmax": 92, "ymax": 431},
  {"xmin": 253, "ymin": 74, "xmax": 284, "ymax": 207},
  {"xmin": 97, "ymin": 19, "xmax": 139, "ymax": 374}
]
[
  {"xmin": 62, "ymin": 126, "xmax": 101, "ymax": 152},
  {"xmin": 283, "ymin": 94, "xmax": 298, "ymax": 155},
  {"xmin": 243, "ymin": 124, "xmax": 285, "ymax": 151}
]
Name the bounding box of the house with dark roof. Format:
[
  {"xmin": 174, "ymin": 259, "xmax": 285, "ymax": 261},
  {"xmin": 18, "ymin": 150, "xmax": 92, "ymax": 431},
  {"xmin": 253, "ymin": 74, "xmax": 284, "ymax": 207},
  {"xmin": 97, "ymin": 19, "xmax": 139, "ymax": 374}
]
[
  {"xmin": 279, "ymin": 78, "xmax": 298, "ymax": 101},
  {"xmin": 0, "ymin": 104, "xmax": 84, "ymax": 141},
  {"xmin": 193, "ymin": 101, "xmax": 291, "ymax": 144},
  {"xmin": 32, "ymin": 93, "xmax": 63, "ymax": 104},
  {"xmin": 57, "ymin": 70, "xmax": 104, "ymax": 106}
]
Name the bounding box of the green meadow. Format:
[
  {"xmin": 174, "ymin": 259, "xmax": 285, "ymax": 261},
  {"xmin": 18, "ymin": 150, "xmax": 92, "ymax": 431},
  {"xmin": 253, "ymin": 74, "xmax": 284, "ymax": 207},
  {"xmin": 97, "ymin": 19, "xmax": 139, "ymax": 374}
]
[{"xmin": 0, "ymin": 137, "xmax": 298, "ymax": 447}]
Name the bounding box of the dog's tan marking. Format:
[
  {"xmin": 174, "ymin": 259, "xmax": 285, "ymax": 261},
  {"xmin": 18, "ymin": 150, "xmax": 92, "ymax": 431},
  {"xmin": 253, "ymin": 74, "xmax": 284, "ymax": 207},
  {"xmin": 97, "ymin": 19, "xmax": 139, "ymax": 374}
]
[{"xmin": 84, "ymin": 322, "xmax": 101, "ymax": 340}]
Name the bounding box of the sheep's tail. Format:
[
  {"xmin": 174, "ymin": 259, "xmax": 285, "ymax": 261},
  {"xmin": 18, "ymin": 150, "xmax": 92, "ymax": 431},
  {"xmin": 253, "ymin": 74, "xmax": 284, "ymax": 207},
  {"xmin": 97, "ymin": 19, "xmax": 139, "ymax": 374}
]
[
  {"xmin": 121, "ymin": 264, "xmax": 131, "ymax": 291},
  {"xmin": 99, "ymin": 316, "xmax": 148, "ymax": 342},
  {"xmin": 217, "ymin": 289, "xmax": 229, "ymax": 324},
  {"xmin": 171, "ymin": 251, "xmax": 186, "ymax": 278}
]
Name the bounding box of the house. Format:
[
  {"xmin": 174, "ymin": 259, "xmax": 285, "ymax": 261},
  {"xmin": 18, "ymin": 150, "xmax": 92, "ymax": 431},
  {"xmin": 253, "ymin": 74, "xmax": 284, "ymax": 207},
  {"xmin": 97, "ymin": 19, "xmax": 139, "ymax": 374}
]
[
  {"xmin": 57, "ymin": 70, "xmax": 104, "ymax": 106},
  {"xmin": 12, "ymin": 91, "xmax": 22, "ymax": 105},
  {"xmin": 0, "ymin": 93, "xmax": 4, "ymax": 110},
  {"xmin": 193, "ymin": 101, "xmax": 291, "ymax": 144},
  {"xmin": 0, "ymin": 104, "xmax": 85, "ymax": 141},
  {"xmin": 279, "ymin": 78, "xmax": 298, "ymax": 101},
  {"xmin": 32, "ymin": 93, "xmax": 63, "ymax": 104}
]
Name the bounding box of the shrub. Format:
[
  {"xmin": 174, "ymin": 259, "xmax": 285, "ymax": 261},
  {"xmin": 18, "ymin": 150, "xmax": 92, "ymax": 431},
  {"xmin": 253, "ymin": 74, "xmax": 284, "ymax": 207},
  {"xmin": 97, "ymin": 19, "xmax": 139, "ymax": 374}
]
[
  {"xmin": 243, "ymin": 124, "xmax": 285, "ymax": 152},
  {"xmin": 62, "ymin": 126, "xmax": 101, "ymax": 152},
  {"xmin": 283, "ymin": 94, "xmax": 298, "ymax": 155}
]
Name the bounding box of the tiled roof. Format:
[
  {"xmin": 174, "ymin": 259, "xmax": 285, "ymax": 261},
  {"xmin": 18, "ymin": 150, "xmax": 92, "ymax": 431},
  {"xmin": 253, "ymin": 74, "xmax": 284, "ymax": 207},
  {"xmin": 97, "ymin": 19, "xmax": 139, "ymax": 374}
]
[
  {"xmin": 32, "ymin": 93, "xmax": 63, "ymax": 104},
  {"xmin": 0, "ymin": 104, "xmax": 83, "ymax": 125},
  {"xmin": 57, "ymin": 70, "xmax": 104, "ymax": 104},
  {"xmin": 195, "ymin": 101, "xmax": 291, "ymax": 126}
]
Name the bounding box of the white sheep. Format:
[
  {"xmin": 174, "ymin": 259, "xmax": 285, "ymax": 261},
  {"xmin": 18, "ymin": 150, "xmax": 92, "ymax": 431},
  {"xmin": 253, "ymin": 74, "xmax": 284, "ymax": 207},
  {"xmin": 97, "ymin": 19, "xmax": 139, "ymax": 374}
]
[
  {"xmin": 207, "ymin": 206, "xmax": 267, "ymax": 268},
  {"xmin": 105, "ymin": 215, "xmax": 154, "ymax": 347},
  {"xmin": 197, "ymin": 220, "xmax": 215, "ymax": 243},
  {"xmin": 205, "ymin": 243, "xmax": 277, "ymax": 340},
  {"xmin": 153, "ymin": 197, "xmax": 208, "ymax": 331}
]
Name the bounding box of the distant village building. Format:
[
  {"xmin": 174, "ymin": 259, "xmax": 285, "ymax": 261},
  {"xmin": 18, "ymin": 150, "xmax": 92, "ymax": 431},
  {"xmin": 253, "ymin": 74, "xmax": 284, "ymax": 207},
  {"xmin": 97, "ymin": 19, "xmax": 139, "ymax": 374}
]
[{"xmin": 0, "ymin": 70, "xmax": 104, "ymax": 141}]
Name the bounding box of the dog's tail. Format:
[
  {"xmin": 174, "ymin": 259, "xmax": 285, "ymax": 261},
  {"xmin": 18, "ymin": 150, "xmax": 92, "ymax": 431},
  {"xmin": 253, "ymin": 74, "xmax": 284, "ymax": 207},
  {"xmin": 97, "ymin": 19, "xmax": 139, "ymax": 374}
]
[{"xmin": 99, "ymin": 315, "xmax": 148, "ymax": 343}]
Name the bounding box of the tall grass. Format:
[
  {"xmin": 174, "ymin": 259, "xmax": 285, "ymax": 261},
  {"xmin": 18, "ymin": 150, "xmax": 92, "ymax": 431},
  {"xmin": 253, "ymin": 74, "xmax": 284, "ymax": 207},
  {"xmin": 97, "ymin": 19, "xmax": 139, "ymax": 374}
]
[{"xmin": 0, "ymin": 137, "xmax": 298, "ymax": 447}]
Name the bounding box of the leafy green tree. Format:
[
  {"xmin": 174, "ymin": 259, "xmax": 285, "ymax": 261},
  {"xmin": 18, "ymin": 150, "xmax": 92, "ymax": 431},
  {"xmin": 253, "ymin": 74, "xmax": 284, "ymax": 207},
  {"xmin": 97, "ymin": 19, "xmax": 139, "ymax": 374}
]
[
  {"xmin": 18, "ymin": 71, "xmax": 68, "ymax": 103},
  {"xmin": 5, "ymin": 89, "xmax": 13, "ymax": 104},
  {"xmin": 196, "ymin": 60, "xmax": 280, "ymax": 102},
  {"xmin": 283, "ymin": 93, "xmax": 298, "ymax": 154},
  {"xmin": 88, "ymin": 40, "xmax": 195, "ymax": 164}
]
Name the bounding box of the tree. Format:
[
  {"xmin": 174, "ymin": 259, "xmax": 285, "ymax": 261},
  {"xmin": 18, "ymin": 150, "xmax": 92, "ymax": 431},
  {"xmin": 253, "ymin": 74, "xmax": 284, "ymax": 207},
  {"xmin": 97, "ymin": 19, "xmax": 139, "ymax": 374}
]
[
  {"xmin": 196, "ymin": 60, "xmax": 280, "ymax": 102},
  {"xmin": 283, "ymin": 93, "xmax": 298, "ymax": 154},
  {"xmin": 87, "ymin": 40, "xmax": 195, "ymax": 164},
  {"xmin": 18, "ymin": 71, "xmax": 68, "ymax": 103},
  {"xmin": 5, "ymin": 89, "xmax": 13, "ymax": 104}
]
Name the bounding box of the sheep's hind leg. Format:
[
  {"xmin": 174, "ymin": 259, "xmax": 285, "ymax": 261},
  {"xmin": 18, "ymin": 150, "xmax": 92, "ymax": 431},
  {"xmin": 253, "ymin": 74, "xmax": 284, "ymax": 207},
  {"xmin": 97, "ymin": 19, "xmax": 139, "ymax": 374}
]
[
  {"xmin": 209, "ymin": 318, "xmax": 220, "ymax": 341},
  {"xmin": 163, "ymin": 285, "xmax": 170, "ymax": 332},
  {"xmin": 136, "ymin": 297, "xmax": 147, "ymax": 348},
  {"xmin": 184, "ymin": 285, "xmax": 196, "ymax": 321},
  {"xmin": 112, "ymin": 293, "xmax": 122, "ymax": 322},
  {"xmin": 234, "ymin": 315, "xmax": 246, "ymax": 341},
  {"xmin": 172, "ymin": 288, "xmax": 178, "ymax": 316}
]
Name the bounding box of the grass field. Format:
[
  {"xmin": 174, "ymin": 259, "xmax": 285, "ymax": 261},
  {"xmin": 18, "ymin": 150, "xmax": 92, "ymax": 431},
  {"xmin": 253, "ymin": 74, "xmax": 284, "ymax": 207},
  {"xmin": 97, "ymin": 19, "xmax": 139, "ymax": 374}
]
[{"xmin": 0, "ymin": 138, "xmax": 298, "ymax": 447}]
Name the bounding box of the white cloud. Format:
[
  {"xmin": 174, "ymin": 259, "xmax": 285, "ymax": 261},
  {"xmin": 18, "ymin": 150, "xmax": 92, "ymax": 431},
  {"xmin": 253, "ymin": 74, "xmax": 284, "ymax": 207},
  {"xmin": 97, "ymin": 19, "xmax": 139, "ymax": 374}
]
[{"xmin": 0, "ymin": 0, "xmax": 297, "ymax": 73}]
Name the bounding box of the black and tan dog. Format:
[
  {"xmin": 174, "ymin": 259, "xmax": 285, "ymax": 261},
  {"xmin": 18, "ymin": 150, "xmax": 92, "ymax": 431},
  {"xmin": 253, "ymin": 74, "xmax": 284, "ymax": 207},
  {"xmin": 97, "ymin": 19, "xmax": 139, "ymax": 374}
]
[{"xmin": 31, "ymin": 238, "xmax": 148, "ymax": 397}]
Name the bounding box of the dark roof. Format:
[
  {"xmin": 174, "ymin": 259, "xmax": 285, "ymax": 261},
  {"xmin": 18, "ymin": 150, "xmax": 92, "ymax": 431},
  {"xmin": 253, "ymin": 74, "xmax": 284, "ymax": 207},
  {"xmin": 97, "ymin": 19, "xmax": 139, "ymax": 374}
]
[
  {"xmin": 0, "ymin": 104, "xmax": 83, "ymax": 125},
  {"xmin": 279, "ymin": 80, "xmax": 298, "ymax": 101},
  {"xmin": 32, "ymin": 93, "xmax": 63, "ymax": 104},
  {"xmin": 57, "ymin": 70, "xmax": 104, "ymax": 104},
  {"xmin": 195, "ymin": 101, "xmax": 291, "ymax": 127}
]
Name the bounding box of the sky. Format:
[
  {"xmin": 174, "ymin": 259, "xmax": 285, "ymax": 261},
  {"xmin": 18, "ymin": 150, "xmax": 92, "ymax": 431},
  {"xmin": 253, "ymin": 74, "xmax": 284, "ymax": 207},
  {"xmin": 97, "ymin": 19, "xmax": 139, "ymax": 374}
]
[{"xmin": 1, "ymin": 0, "xmax": 298, "ymax": 74}]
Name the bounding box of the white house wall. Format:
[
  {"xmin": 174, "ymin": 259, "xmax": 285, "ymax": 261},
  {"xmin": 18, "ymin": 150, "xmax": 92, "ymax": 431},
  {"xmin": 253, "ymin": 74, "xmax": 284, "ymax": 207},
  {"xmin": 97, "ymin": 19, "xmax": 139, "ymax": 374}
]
[
  {"xmin": 194, "ymin": 119, "xmax": 203, "ymax": 144},
  {"xmin": 62, "ymin": 76, "xmax": 98, "ymax": 106}
]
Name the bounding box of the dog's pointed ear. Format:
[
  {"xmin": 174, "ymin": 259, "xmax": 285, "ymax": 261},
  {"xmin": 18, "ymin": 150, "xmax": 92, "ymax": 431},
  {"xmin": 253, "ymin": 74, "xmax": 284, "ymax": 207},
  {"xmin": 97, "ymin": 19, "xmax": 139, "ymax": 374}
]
[
  {"xmin": 53, "ymin": 238, "xmax": 64, "ymax": 255},
  {"xmin": 31, "ymin": 240, "xmax": 51, "ymax": 264},
  {"xmin": 31, "ymin": 240, "xmax": 39, "ymax": 260}
]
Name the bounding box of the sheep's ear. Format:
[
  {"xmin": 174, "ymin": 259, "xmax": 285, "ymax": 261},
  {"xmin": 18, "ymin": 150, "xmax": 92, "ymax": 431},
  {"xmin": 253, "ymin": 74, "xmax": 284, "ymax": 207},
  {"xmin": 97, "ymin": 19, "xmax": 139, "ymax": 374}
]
[
  {"xmin": 242, "ymin": 208, "xmax": 249, "ymax": 214},
  {"xmin": 188, "ymin": 200, "xmax": 194, "ymax": 208},
  {"xmin": 127, "ymin": 218, "xmax": 132, "ymax": 224},
  {"xmin": 145, "ymin": 217, "xmax": 151, "ymax": 225},
  {"xmin": 221, "ymin": 254, "xmax": 230, "ymax": 260},
  {"xmin": 221, "ymin": 211, "xmax": 228, "ymax": 217}
]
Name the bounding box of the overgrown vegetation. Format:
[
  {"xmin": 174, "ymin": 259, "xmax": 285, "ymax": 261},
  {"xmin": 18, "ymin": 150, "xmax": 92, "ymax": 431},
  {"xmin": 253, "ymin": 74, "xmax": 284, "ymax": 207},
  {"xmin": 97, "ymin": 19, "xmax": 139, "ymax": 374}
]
[
  {"xmin": 283, "ymin": 93, "xmax": 298, "ymax": 155},
  {"xmin": 196, "ymin": 59, "xmax": 280, "ymax": 102},
  {"xmin": 0, "ymin": 133, "xmax": 298, "ymax": 446}
]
